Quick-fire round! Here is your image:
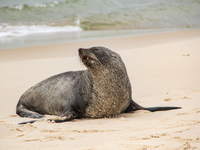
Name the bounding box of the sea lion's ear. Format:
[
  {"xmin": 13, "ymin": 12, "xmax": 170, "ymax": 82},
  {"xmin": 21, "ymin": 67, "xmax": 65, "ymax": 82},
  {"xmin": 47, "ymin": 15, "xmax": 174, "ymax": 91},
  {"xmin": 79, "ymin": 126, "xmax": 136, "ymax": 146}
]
[{"xmin": 110, "ymin": 54, "xmax": 116, "ymax": 58}]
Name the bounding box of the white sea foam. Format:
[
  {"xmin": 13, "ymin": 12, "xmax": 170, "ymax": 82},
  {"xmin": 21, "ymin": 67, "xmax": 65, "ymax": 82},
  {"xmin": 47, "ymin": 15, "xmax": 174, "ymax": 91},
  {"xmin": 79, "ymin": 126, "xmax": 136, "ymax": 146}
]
[
  {"xmin": 10, "ymin": 4, "xmax": 24, "ymax": 11},
  {"xmin": 0, "ymin": 25, "xmax": 82, "ymax": 38},
  {"xmin": 34, "ymin": 1, "xmax": 59, "ymax": 8},
  {"xmin": 8, "ymin": 1, "xmax": 60, "ymax": 10}
]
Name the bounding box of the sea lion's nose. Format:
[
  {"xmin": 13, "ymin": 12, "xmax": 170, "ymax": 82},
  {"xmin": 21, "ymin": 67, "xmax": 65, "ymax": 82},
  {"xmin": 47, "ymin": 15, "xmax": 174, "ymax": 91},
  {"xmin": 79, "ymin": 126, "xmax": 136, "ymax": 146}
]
[{"xmin": 78, "ymin": 48, "xmax": 83, "ymax": 54}]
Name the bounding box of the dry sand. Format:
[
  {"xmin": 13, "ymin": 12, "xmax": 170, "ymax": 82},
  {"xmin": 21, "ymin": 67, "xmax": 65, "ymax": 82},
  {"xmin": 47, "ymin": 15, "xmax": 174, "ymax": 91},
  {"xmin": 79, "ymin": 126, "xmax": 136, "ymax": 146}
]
[{"xmin": 0, "ymin": 29, "xmax": 200, "ymax": 150}]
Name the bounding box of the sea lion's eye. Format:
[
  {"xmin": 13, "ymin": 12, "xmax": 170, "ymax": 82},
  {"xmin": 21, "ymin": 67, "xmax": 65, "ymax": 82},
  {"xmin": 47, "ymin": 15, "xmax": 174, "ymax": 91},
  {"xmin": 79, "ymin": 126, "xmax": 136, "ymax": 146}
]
[{"xmin": 93, "ymin": 48, "xmax": 98, "ymax": 51}]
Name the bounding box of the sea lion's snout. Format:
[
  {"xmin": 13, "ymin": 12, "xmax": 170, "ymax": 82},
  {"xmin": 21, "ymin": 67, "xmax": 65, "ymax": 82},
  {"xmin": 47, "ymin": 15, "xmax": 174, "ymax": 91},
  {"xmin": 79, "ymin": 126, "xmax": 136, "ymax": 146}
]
[
  {"xmin": 78, "ymin": 48, "xmax": 93, "ymax": 63},
  {"xmin": 78, "ymin": 48, "xmax": 83, "ymax": 54}
]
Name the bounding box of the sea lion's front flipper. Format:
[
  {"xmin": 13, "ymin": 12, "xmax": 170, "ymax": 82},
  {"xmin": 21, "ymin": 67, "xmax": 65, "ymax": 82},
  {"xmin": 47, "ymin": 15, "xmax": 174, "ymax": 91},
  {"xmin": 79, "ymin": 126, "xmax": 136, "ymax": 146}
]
[
  {"xmin": 124, "ymin": 100, "xmax": 181, "ymax": 113},
  {"xmin": 143, "ymin": 106, "xmax": 182, "ymax": 112},
  {"xmin": 124, "ymin": 100, "xmax": 143, "ymax": 113}
]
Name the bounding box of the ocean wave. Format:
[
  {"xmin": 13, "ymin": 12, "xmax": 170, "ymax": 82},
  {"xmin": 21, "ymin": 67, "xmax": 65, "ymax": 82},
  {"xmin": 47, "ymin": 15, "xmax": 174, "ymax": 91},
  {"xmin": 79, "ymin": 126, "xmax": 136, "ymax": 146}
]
[
  {"xmin": 0, "ymin": 0, "xmax": 200, "ymax": 35},
  {"xmin": 10, "ymin": 4, "xmax": 24, "ymax": 11},
  {"xmin": 2, "ymin": 1, "xmax": 61, "ymax": 11},
  {"xmin": 0, "ymin": 25, "xmax": 82, "ymax": 38}
]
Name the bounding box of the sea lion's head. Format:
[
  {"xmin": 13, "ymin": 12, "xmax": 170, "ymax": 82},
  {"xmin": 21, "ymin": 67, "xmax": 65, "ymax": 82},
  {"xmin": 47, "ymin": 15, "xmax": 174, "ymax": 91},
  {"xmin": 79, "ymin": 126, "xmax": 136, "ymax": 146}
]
[{"xmin": 78, "ymin": 46, "xmax": 123, "ymax": 71}]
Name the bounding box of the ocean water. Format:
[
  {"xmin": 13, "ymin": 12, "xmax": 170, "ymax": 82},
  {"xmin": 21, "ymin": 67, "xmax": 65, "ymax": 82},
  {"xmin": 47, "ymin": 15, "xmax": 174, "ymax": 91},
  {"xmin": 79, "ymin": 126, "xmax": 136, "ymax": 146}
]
[{"xmin": 0, "ymin": 0, "xmax": 200, "ymax": 49}]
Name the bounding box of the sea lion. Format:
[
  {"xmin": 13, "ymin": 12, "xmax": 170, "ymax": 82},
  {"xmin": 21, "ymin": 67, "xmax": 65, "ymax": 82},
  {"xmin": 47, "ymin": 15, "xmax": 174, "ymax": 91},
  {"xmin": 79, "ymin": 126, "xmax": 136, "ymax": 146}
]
[{"xmin": 16, "ymin": 46, "xmax": 181, "ymax": 124}]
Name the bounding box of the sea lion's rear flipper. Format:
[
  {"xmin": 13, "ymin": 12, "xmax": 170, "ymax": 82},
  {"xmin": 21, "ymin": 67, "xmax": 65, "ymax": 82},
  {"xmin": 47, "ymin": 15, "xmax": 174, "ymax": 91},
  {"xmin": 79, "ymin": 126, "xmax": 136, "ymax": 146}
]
[
  {"xmin": 18, "ymin": 114, "xmax": 75, "ymax": 125},
  {"xmin": 18, "ymin": 108, "xmax": 79, "ymax": 124},
  {"xmin": 124, "ymin": 100, "xmax": 181, "ymax": 113},
  {"xmin": 16, "ymin": 103, "xmax": 44, "ymax": 119},
  {"xmin": 18, "ymin": 119, "xmax": 44, "ymax": 125},
  {"xmin": 49, "ymin": 110, "xmax": 78, "ymax": 123},
  {"xmin": 18, "ymin": 116, "xmax": 72, "ymax": 124}
]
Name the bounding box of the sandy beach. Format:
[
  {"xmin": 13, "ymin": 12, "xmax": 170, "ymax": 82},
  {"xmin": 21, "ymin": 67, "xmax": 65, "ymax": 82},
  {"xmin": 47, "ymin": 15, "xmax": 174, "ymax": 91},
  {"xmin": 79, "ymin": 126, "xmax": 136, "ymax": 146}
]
[{"xmin": 0, "ymin": 29, "xmax": 200, "ymax": 150}]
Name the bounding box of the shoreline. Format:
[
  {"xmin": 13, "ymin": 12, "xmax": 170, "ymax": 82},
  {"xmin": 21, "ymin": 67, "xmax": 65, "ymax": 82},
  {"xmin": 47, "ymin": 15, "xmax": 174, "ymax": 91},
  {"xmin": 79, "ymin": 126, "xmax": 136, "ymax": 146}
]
[
  {"xmin": 0, "ymin": 28, "xmax": 194, "ymax": 51},
  {"xmin": 0, "ymin": 29, "xmax": 200, "ymax": 63},
  {"xmin": 0, "ymin": 29, "xmax": 200, "ymax": 150}
]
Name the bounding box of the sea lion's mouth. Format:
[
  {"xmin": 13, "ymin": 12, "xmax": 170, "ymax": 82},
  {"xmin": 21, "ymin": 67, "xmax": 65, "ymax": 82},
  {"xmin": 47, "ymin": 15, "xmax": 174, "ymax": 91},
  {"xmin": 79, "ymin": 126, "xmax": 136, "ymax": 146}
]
[{"xmin": 82, "ymin": 55, "xmax": 93, "ymax": 62}]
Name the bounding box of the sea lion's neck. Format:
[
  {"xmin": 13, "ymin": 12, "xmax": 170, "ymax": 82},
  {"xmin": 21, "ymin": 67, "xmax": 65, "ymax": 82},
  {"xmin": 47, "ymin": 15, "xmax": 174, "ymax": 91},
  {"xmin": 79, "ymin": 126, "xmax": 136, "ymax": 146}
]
[
  {"xmin": 88, "ymin": 66, "xmax": 130, "ymax": 98},
  {"xmin": 89, "ymin": 64, "xmax": 128, "ymax": 81},
  {"xmin": 84, "ymin": 67, "xmax": 131, "ymax": 118}
]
